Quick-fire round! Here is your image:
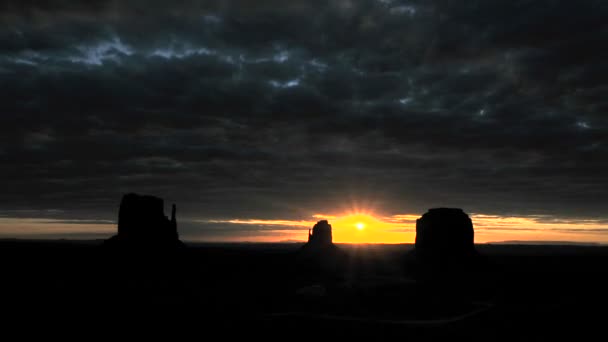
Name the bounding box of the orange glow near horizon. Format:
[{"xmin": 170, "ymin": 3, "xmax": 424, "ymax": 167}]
[
  {"xmin": 1, "ymin": 212, "xmax": 607, "ymax": 244},
  {"xmin": 203, "ymin": 211, "xmax": 608, "ymax": 244}
]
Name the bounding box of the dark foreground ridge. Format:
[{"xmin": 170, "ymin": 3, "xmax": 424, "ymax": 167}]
[
  {"xmin": 104, "ymin": 193, "xmax": 185, "ymax": 249},
  {"xmin": 3, "ymin": 239, "xmax": 608, "ymax": 339}
]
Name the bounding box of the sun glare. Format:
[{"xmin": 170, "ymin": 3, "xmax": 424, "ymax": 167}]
[{"xmin": 314, "ymin": 212, "xmax": 412, "ymax": 244}]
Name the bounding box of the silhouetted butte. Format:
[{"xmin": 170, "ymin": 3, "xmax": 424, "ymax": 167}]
[
  {"xmin": 416, "ymin": 208, "xmax": 475, "ymax": 254},
  {"xmin": 297, "ymin": 220, "xmax": 343, "ymax": 272},
  {"xmin": 307, "ymin": 220, "xmax": 333, "ymax": 246},
  {"xmin": 104, "ymin": 193, "xmax": 185, "ymax": 249},
  {"xmin": 410, "ymin": 208, "xmax": 479, "ymax": 270}
]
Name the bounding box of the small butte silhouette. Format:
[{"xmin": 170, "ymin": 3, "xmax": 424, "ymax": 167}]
[
  {"xmin": 104, "ymin": 193, "xmax": 185, "ymax": 249},
  {"xmin": 297, "ymin": 219, "xmax": 344, "ymax": 272},
  {"xmin": 307, "ymin": 220, "xmax": 333, "ymax": 246}
]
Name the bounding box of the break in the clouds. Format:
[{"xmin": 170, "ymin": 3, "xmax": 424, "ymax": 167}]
[{"xmin": 1, "ymin": 1, "xmax": 607, "ymax": 241}]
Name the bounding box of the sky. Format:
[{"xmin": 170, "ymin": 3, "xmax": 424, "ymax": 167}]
[{"xmin": 1, "ymin": 0, "xmax": 607, "ymax": 243}]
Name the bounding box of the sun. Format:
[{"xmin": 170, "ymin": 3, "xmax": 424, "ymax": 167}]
[{"xmin": 355, "ymin": 222, "xmax": 365, "ymax": 230}]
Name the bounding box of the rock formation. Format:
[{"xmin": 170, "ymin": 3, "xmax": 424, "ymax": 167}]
[
  {"xmin": 415, "ymin": 208, "xmax": 475, "ymax": 255},
  {"xmin": 406, "ymin": 207, "xmax": 487, "ymax": 281},
  {"xmin": 408, "ymin": 208, "xmax": 479, "ymax": 274},
  {"xmin": 105, "ymin": 193, "xmax": 184, "ymax": 248},
  {"xmin": 298, "ymin": 220, "xmax": 343, "ymax": 272},
  {"xmin": 307, "ymin": 220, "xmax": 333, "ymax": 246}
]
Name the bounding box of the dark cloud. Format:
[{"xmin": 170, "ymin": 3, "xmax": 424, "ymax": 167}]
[{"xmin": 1, "ymin": 0, "xmax": 607, "ymax": 235}]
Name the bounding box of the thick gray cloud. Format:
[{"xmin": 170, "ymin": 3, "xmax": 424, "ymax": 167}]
[{"xmin": 1, "ymin": 0, "xmax": 607, "ymax": 227}]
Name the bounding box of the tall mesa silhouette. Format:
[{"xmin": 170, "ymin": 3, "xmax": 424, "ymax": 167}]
[
  {"xmin": 104, "ymin": 193, "xmax": 184, "ymax": 248},
  {"xmin": 415, "ymin": 208, "xmax": 475, "ymax": 254},
  {"xmin": 410, "ymin": 208, "xmax": 479, "ymax": 270}
]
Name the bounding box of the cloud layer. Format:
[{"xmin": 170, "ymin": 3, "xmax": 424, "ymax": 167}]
[{"xmin": 1, "ymin": 1, "xmax": 607, "ymax": 239}]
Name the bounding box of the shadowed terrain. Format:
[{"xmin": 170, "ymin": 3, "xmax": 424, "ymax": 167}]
[{"xmin": 2, "ymin": 239, "xmax": 607, "ymax": 339}]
